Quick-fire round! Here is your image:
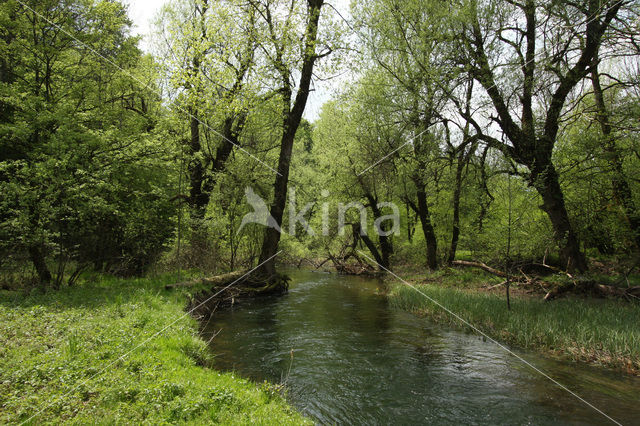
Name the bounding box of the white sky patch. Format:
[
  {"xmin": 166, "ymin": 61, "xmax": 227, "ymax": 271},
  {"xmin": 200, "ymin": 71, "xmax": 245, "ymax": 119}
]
[{"xmin": 125, "ymin": 0, "xmax": 167, "ymax": 51}]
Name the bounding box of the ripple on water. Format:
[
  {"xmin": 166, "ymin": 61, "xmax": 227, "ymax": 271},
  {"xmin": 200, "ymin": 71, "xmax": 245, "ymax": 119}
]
[{"xmin": 204, "ymin": 269, "xmax": 640, "ymax": 425}]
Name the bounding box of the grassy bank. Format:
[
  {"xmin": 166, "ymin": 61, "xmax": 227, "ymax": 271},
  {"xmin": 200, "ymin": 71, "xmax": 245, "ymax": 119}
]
[
  {"xmin": 388, "ymin": 269, "xmax": 640, "ymax": 375},
  {"xmin": 0, "ymin": 274, "xmax": 309, "ymax": 424}
]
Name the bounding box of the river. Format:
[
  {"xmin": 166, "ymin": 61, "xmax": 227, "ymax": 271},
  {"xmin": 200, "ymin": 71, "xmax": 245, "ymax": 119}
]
[{"xmin": 202, "ymin": 269, "xmax": 640, "ymax": 425}]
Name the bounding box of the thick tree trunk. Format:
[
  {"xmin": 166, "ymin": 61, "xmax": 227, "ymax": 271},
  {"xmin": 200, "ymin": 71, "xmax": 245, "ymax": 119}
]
[
  {"xmin": 531, "ymin": 161, "xmax": 587, "ymax": 272},
  {"xmin": 590, "ymin": 64, "xmax": 640, "ymax": 250},
  {"xmin": 416, "ymin": 186, "xmax": 438, "ymax": 270},
  {"xmin": 186, "ymin": 111, "xmax": 211, "ymax": 265},
  {"xmin": 257, "ymin": 121, "xmax": 297, "ymax": 277},
  {"xmin": 29, "ymin": 245, "xmax": 52, "ymax": 287},
  {"xmin": 256, "ymin": 0, "xmax": 324, "ymax": 277}
]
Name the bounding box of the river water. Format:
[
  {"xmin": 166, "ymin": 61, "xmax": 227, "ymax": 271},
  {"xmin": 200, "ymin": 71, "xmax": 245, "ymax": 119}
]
[{"xmin": 203, "ymin": 269, "xmax": 640, "ymax": 425}]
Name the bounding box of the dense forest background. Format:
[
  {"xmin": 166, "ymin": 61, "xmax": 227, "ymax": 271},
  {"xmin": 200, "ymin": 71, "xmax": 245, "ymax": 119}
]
[{"xmin": 1, "ymin": 0, "xmax": 639, "ymax": 289}]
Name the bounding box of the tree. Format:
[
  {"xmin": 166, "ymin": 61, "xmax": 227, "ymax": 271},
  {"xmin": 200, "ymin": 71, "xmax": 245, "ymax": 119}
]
[
  {"xmin": 155, "ymin": 0, "xmax": 258, "ymax": 231},
  {"xmin": 313, "ymin": 81, "xmax": 401, "ymax": 271},
  {"xmin": 589, "ymin": 56, "xmax": 640, "ymax": 250},
  {"xmin": 0, "ymin": 0, "xmax": 174, "ymax": 286},
  {"xmin": 354, "ymin": 0, "xmax": 472, "ymax": 269},
  {"xmin": 455, "ymin": 0, "xmax": 624, "ymax": 272},
  {"xmin": 252, "ymin": 0, "xmax": 331, "ymax": 277}
]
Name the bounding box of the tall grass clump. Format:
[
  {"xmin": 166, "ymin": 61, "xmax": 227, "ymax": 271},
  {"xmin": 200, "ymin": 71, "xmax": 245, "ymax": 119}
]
[{"xmin": 389, "ymin": 283, "xmax": 640, "ymax": 373}]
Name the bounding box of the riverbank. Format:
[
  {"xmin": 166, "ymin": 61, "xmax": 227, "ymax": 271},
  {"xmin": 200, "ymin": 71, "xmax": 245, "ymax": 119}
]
[
  {"xmin": 0, "ymin": 274, "xmax": 309, "ymax": 424},
  {"xmin": 387, "ymin": 268, "xmax": 640, "ymax": 375}
]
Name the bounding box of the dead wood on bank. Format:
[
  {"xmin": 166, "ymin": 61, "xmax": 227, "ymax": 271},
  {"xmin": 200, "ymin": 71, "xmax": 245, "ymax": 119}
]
[
  {"xmin": 166, "ymin": 270, "xmax": 291, "ymax": 317},
  {"xmin": 451, "ymin": 260, "xmax": 640, "ymax": 301}
]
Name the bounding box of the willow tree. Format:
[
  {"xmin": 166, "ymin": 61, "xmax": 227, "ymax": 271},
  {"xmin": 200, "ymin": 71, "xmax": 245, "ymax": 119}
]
[
  {"xmin": 313, "ymin": 76, "xmax": 403, "ymax": 270},
  {"xmin": 452, "ymin": 0, "xmax": 625, "ymax": 272},
  {"xmin": 249, "ymin": 0, "xmax": 334, "ymax": 277},
  {"xmin": 354, "ymin": 0, "xmax": 475, "ymax": 269}
]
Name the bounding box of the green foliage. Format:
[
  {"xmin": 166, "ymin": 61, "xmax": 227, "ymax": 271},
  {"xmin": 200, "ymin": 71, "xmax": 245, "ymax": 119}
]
[{"xmin": 0, "ymin": 0, "xmax": 177, "ymax": 285}]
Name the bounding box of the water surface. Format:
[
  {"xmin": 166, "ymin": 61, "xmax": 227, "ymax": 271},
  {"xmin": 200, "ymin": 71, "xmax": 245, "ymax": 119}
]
[{"xmin": 203, "ymin": 269, "xmax": 640, "ymax": 425}]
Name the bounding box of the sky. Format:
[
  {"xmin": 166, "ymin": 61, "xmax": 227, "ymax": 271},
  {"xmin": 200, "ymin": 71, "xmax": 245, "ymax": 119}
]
[{"xmin": 124, "ymin": 0, "xmax": 352, "ymax": 121}]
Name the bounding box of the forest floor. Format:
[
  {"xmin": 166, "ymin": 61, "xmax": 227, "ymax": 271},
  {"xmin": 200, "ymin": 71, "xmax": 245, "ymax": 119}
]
[
  {"xmin": 387, "ymin": 266, "xmax": 640, "ymax": 375},
  {"xmin": 0, "ymin": 273, "xmax": 309, "ymax": 424}
]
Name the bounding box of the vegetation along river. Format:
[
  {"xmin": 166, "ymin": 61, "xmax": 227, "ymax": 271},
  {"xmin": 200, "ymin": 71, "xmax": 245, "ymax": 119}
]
[{"xmin": 203, "ymin": 269, "xmax": 640, "ymax": 425}]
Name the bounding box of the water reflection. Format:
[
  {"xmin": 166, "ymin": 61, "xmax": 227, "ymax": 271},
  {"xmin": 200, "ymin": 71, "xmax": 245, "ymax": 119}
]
[{"xmin": 204, "ymin": 269, "xmax": 640, "ymax": 425}]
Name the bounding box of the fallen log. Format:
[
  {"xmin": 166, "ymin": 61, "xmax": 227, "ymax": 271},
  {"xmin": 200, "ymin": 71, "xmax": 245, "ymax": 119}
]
[
  {"xmin": 544, "ymin": 281, "xmax": 640, "ymax": 301},
  {"xmin": 452, "ymin": 260, "xmax": 640, "ymax": 301},
  {"xmin": 166, "ymin": 270, "xmax": 290, "ymax": 317},
  {"xmin": 451, "ymin": 260, "xmax": 508, "ymax": 278}
]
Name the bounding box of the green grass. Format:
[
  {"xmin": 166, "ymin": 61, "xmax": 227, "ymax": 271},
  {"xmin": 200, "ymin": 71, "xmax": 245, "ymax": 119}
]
[
  {"xmin": 389, "ymin": 280, "xmax": 640, "ymax": 374},
  {"xmin": 0, "ymin": 274, "xmax": 310, "ymax": 424}
]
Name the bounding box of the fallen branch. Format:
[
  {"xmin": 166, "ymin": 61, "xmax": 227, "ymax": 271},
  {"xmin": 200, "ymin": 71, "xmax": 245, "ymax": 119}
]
[
  {"xmin": 486, "ymin": 280, "xmax": 507, "ymax": 290},
  {"xmin": 452, "ymin": 260, "xmax": 508, "ymax": 278},
  {"xmin": 453, "ymin": 260, "xmax": 640, "ymax": 301},
  {"xmin": 533, "ymin": 263, "xmax": 575, "ymax": 280},
  {"xmin": 312, "ymin": 257, "xmax": 331, "ymax": 270}
]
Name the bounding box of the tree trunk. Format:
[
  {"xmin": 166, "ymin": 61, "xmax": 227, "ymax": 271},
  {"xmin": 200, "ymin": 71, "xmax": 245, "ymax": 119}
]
[
  {"xmin": 188, "ymin": 111, "xmax": 208, "ymax": 221},
  {"xmin": 353, "ymin": 223, "xmax": 386, "ymax": 269},
  {"xmin": 590, "ymin": 63, "xmax": 640, "ymax": 250},
  {"xmin": 405, "ymin": 199, "xmax": 413, "ymax": 242},
  {"xmin": 186, "ymin": 110, "xmax": 211, "ymax": 266},
  {"xmin": 531, "ymin": 161, "xmax": 587, "ymax": 272},
  {"xmin": 365, "ymin": 193, "xmax": 393, "ymax": 269},
  {"xmin": 256, "ymin": 120, "xmax": 297, "ymax": 276},
  {"xmin": 448, "ymin": 80, "xmax": 474, "ymax": 264},
  {"xmin": 475, "ymin": 145, "xmax": 494, "ymax": 232},
  {"xmin": 256, "ymin": 0, "xmax": 324, "ymax": 277},
  {"xmin": 416, "ymin": 186, "xmax": 438, "ymax": 270},
  {"xmin": 448, "ymin": 149, "xmax": 466, "ymax": 264},
  {"xmin": 29, "ymin": 244, "xmax": 52, "ymax": 287}
]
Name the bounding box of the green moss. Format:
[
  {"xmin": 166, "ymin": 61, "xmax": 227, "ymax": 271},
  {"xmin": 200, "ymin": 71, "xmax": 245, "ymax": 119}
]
[
  {"xmin": 389, "ymin": 279, "xmax": 640, "ymax": 374},
  {"xmin": 0, "ymin": 274, "xmax": 310, "ymax": 424}
]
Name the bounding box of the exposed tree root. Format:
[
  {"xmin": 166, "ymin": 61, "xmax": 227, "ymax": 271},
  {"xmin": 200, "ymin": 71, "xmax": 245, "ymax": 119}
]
[{"xmin": 167, "ymin": 271, "xmax": 290, "ymax": 317}]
